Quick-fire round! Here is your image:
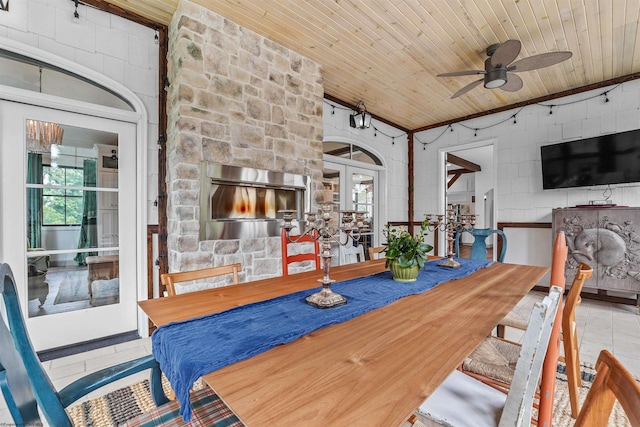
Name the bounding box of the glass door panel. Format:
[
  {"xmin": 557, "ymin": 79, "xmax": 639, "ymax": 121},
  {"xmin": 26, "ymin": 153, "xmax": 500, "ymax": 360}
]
[
  {"xmin": 324, "ymin": 160, "xmax": 379, "ymax": 265},
  {"xmin": 352, "ymin": 172, "xmax": 375, "ymax": 257},
  {"xmin": 26, "ymin": 125, "xmax": 120, "ymax": 318},
  {"xmin": 322, "ymin": 166, "xmax": 342, "ymax": 265}
]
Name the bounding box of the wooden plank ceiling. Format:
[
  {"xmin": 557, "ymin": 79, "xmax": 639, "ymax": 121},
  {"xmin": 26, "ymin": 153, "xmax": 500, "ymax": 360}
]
[{"xmin": 101, "ymin": 0, "xmax": 640, "ymax": 131}]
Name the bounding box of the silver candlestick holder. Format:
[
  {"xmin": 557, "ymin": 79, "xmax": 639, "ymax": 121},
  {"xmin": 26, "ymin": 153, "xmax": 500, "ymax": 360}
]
[
  {"xmin": 280, "ymin": 202, "xmax": 368, "ymax": 308},
  {"xmin": 425, "ymin": 210, "xmax": 477, "ymax": 268}
]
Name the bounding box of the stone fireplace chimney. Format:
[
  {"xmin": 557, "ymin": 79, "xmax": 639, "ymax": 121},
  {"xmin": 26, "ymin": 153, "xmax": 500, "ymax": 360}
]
[{"xmin": 165, "ymin": 0, "xmax": 324, "ymax": 288}]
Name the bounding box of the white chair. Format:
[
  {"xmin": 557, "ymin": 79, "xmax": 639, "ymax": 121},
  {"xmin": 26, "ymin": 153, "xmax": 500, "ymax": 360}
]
[
  {"xmin": 340, "ymin": 243, "xmax": 365, "ymax": 264},
  {"xmin": 412, "ymin": 285, "xmax": 562, "ymax": 427}
]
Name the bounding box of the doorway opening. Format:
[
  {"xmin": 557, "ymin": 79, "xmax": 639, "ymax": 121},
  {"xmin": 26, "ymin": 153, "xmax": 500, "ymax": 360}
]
[{"xmin": 439, "ymin": 141, "xmax": 496, "ymax": 259}]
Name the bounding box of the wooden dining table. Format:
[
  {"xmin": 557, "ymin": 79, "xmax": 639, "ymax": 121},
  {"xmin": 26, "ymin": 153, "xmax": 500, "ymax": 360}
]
[{"xmin": 139, "ymin": 259, "xmax": 549, "ymax": 426}]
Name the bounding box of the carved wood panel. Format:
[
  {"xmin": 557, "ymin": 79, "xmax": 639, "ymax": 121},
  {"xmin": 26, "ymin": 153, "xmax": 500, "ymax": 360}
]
[{"xmin": 552, "ymin": 207, "xmax": 640, "ymax": 294}]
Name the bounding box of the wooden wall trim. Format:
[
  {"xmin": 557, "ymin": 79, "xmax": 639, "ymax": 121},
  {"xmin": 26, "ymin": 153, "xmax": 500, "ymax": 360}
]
[
  {"xmin": 497, "ymin": 222, "xmax": 553, "ymax": 230},
  {"xmin": 147, "ymin": 225, "xmax": 159, "ymax": 333}
]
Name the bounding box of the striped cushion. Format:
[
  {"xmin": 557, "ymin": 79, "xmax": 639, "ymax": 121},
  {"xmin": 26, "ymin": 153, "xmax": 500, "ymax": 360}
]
[{"xmin": 124, "ymin": 387, "xmax": 244, "ymax": 427}]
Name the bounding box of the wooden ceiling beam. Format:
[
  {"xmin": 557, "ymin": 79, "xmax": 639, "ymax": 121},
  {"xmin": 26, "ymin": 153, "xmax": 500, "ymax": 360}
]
[
  {"xmin": 448, "ymin": 168, "xmax": 475, "ymax": 175},
  {"xmin": 447, "ymin": 153, "xmax": 481, "ymax": 172},
  {"xmin": 447, "ymin": 173, "xmax": 462, "ymax": 189}
]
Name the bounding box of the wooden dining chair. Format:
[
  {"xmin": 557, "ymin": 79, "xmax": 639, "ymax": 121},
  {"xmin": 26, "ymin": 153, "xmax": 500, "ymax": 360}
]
[
  {"xmin": 161, "ymin": 263, "xmax": 242, "ymax": 297},
  {"xmin": 368, "ymin": 246, "xmax": 386, "ymax": 260},
  {"xmin": 412, "ymin": 286, "xmax": 562, "ymax": 427},
  {"xmin": 0, "ymin": 262, "xmax": 244, "ymax": 427},
  {"xmin": 454, "ymin": 227, "xmax": 507, "ymax": 262},
  {"xmin": 573, "ymin": 349, "xmax": 640, "ymax": 426},
  {"xmin": 462, "ymin": 261, "xmax": 593, "ymax": 418},
  {"xmin": 281, "ymin": 228, "xmax": 320, "ymax": 276}
]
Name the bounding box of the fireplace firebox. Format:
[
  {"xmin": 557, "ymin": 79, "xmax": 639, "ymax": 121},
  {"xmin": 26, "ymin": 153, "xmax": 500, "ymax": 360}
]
[{"xmin": 199, "ymin": 163, "xmax": 310, "ymax": 240}]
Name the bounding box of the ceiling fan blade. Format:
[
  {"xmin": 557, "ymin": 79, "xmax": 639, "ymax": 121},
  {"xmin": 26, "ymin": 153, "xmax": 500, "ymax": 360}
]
[
  {"xmin": 437, "ymin": 70, "xmax": 485, "ymax": 77},
  {"xmin": 500, "ymin": 74, "xmax": 523, "ymax": 92},
  {"xmin": 508, "ymin": 51, "xmax": 572, "ymax": 72},
  {"xmin": 491, "ymin": 40, "xmax": 521, "ymax": 67},
  {"xmin": 451, "ymin": 78, "xmax": 483, "ymax": 98}
]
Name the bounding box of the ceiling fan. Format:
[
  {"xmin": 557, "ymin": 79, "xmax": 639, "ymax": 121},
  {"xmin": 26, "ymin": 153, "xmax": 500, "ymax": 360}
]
[{"xmin": 437, "ymin": 40, "xmax": 572, "ymax": 99}]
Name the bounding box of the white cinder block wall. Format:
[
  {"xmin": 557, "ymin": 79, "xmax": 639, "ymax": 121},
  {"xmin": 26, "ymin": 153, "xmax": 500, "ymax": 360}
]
[
  {"xmin": 413, "ymin": 81, "xmax": 640, "ymax": 264},
  {"xmin": 413, "ymin": 81, "xmax": 640, "ymax": 223},
  {"xmin": 0, "ymin": 0, "xmax": 160, "ymax": 224},
  {"xmin": 322, "ymin": 99, "xmax": 410, "ymax": 242}
]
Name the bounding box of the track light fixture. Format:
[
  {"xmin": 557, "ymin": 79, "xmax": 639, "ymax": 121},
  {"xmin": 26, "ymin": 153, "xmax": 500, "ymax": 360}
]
[{"xmin": 349, "ymin": 101, "xmax": 371, "ymax": 129}]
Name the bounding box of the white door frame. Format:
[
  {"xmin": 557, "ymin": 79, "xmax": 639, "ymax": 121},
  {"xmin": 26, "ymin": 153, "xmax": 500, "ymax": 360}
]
[
  {"xmin": 437, "ymin": 139, "xmax": 497, "ymax": 258},
  {"xmin": 1, "ymin": 103, "xmax": 139, "ymax": 349}
]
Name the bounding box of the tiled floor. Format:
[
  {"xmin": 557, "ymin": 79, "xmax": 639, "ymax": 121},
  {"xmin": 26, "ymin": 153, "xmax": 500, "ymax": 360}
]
[{"xmin": 1, "ymin": 291, "xmax": 638, "ymax": 425}]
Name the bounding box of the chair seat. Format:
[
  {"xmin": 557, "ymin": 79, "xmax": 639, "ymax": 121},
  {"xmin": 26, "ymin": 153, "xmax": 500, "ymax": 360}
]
[
  {"xmin": 416, "ymin": 370, "xmax": 506, "ymax": 427},
  {"xmin": 124, "ymin": 387, "xmax": 244, "ymax": 426},
  {"xmin": 462, "ymin": 337, "xmax": 521, "ymax": 385},
  {"xmin": 499, "ymin": 310, "xmax": 528, "ymax": 330}
]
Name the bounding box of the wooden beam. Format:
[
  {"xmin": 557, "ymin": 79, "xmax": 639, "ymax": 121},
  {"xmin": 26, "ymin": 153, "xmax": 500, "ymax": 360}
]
[
  {"xmin": 448, "ymin": 168, "xmax": 475, "ymax": 175},
  {"xmin": 447, "ymin": 153, "xmax": 481, "ymax": 172},
  {"xmin": 447, "ymin": 173, "xmax": 462, "ymax": 189},
  {"xmin": 408, "ymin": 132, "xmax": 414, "ymax": 228}
]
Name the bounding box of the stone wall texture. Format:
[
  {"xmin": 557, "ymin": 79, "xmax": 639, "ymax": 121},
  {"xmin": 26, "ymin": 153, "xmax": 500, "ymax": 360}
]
[{"xmin": 166, "ymin": 0, "xmax": 324, "ymax": 288}]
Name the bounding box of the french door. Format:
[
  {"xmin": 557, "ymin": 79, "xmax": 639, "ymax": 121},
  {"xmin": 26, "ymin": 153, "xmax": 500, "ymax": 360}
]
[
  {"xmin": 323, "ymin": 161, "xmax": 380, "ymax": 264},
  {"xmin": 0, "ymin": 102, "xmax": 138, "ymax": 350}
]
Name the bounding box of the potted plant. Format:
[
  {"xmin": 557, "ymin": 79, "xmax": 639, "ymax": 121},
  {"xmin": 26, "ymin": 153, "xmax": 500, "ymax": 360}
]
[{"xmin": 382, "ymin": 219, "xmax": 433, "ymax": 282}]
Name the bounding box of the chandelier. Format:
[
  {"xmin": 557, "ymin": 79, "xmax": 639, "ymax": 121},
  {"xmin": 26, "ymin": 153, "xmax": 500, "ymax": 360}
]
[{"xmin": 26, "ymin": 120, "xmax": 64, "ymax": 153}]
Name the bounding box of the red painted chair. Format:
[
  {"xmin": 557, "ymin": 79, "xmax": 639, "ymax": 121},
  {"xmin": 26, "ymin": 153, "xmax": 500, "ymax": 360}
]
[{"xmin": 281, "ymin": 229, "xmax": 320, "ymax": 276}]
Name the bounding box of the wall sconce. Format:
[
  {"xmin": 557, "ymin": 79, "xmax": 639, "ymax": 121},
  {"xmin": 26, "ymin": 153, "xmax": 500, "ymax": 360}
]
[{"xmin": 349, "ymin": 101, "xmax": 371, "ymax": 129}]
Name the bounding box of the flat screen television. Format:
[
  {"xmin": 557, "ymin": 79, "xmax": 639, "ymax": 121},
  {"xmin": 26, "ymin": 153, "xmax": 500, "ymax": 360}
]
[{"xmin": 541, "ymin": 129, "xmax": 640, "ymax": 190}]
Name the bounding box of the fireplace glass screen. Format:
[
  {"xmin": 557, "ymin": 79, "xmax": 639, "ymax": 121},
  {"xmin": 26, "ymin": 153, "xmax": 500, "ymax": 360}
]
[{"xmin": 210, "ymin": 184, "xmax": 297, "ymax": 220}]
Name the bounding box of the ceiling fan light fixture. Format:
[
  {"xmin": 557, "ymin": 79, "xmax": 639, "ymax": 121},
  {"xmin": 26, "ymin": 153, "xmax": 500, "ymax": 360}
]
[{"xmin": 484, "ymin": 68, "xmax": 507, "ymax": 89}]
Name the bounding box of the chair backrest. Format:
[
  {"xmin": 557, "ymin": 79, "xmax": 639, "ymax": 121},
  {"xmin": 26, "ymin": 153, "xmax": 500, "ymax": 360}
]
[
  {"xmin": 563, "ymin": 262, "xmax": 594, "ymax": 418},
  {"xmin": 368, "ymin": 246, "xmax": 385, "ymax": 260},
  {"xmin": 281, "ymin": 228, "xmax": 320, "ymax": 276},
  {"xmin": 0, "ymin": 263, "xmax": 73, "ymax": 426},
  {"xmin": 574, "ymin": 350, "xmax": 640, "ymax": 426},
  {"xmin": 537, "ymin": 230, "xmax": 568, "ymax": 425},
  {"xmin": 454, "ymin": 228, "xmax": 507, "ymax": 262},
  {"xmin": 161, "ymin": 263, "xmax": 242, "ymax": 297},
  {"xmin": 340, "ymin": 244, "xmax": 365, "ymax": 265},
  {"xmin": 498, "ymin": 285, "xmax": 562, "ymax": 427}
]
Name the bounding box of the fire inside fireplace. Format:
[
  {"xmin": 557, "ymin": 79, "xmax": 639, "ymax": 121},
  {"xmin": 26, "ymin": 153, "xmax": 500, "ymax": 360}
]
[{"xmin": 199, "ymin": 163, "xmax": 310, "ymax": 240}]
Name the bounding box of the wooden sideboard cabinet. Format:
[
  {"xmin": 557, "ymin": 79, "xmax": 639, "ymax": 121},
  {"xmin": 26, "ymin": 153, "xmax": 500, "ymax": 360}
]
[{"xmin": 552, "ymin": 207, "xmax": 640, "ymax": 304}]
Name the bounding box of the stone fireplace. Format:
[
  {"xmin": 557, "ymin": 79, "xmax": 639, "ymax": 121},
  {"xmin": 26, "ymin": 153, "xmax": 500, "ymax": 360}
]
[{"xmin": 165, "ymin": 0, "xmax": 324, "ymax": 285}]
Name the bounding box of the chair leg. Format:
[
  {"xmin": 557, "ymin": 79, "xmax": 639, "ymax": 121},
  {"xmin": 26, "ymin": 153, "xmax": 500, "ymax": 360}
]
[{"xmin": 496, "ymin": 324, "xmax": 506, "ymax": 338}]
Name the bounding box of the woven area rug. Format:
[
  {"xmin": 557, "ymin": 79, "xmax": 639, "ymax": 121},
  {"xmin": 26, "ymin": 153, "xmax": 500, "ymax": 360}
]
[
  {"xmin": 68, "ymin": 363, "xmax": 631, "ymax": 426},
  {"xmin": 52, "ymin": 268, "xmax": 91, "ymax": 304},
  {"xmin": 554, "ymin": 361, "xmax": 631, "ymax": 426}
]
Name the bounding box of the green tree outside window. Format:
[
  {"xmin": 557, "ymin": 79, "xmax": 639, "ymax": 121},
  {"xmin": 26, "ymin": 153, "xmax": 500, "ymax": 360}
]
[{"xmin": 42, "ymin": 165, "xmax": 84, "ymax": 225}]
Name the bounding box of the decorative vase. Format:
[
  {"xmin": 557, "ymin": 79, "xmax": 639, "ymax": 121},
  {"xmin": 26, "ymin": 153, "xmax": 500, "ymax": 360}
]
[{"xmin": 389, "ymin": 259, "xmax": 420, "ymax": 282}]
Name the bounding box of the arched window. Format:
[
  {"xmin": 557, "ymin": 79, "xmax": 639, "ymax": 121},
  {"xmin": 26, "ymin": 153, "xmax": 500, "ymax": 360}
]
[
  {"xmin": 0, "ymin": 49, "xmax": 134, "ymax": 111},
  {"xmin": 322, "ymin": 141, "xmax": 382, "ymax": 166}
]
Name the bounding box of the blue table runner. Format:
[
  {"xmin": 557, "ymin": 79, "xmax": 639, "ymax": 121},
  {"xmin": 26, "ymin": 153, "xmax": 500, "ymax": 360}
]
[{"xmin": 152, "ymin": 258, "xmax": 491, "ymax": 420}]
